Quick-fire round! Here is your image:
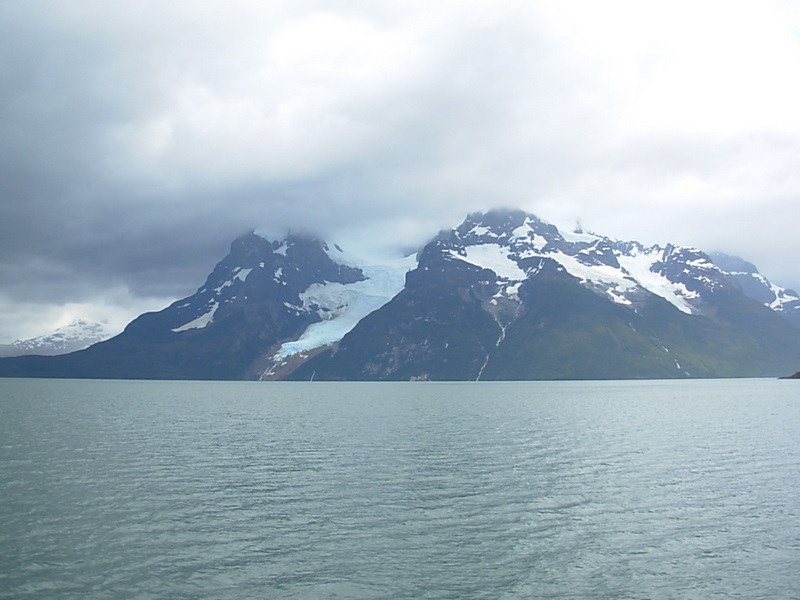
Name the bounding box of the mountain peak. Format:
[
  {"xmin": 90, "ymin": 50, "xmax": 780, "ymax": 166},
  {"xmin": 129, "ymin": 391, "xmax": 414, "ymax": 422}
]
[
  {"xmin": 709, "ymin": 251, "xmax": 800, "ymax": 324},
  {"xmin": 2, "ymin": 207, "xmax": 799, "ymax": 380},
  {"xmin": 0, "ymin": 319, "xmax": 115, "ymax": 357},
  {"xmin": 288, "ymin": 208, "xmax": 800, "ymax": 381},
  {"xmin": 431, "ymin": 210, "xmax": 742, "ymax": 316}
]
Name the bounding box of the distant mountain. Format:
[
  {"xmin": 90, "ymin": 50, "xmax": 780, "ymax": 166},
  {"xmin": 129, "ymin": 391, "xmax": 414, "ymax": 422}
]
[
  {"xmin": 1, "ymin": 209, "xmax": 799, "ymax": 380},
  {"xmin": 0, "ymin": 319, "xmax": 114, "ymax": 357},
  {"xmin": 708, "ymin": 252, "xmax": 800, "ymax": 329}
]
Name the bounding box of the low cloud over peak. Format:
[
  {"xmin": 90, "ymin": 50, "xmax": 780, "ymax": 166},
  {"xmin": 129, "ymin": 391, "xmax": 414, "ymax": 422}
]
[{"xmin": 2, "ymin": 0, "xmax": 800, "ymax": 341}]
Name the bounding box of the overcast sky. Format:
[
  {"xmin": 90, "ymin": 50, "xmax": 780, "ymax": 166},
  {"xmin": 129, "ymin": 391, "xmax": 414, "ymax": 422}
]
[{"xmin": 2, "ymin": 0, "xmax": 800, "ymax": 342}]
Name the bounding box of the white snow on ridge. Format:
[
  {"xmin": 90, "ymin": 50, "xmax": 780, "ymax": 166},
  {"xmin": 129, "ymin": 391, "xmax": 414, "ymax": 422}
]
[
  {"xmin": 214, "ymin": 280, "xmax": 232, "ymax": 293},
  {"xmin": 547, "ymin": 251, "xmax": 637, "ymax": 306},
  {"xmin": 770, "ymin": 283, "xmax": 800, "ymax": 310},
  {"xmin": 729, "ymin": 271, "xmax": 799, "ymax": 311},
  {"xmin": 616, "ymin": 252, "xmax": 697, "ymax": 313},
  {"xmin": 213, "ymin": 266, "xmax": 253, "ymax": 293},
  {"xmin": 234, "ymin": 268, "xmax": 252, "ymax": 282},
  {"xmin": 510, "ymin": 224, "xmax": 548, "ymax": 250},
  {"xmin": 447, "ymin": 236, "xmax": 704, "ymax": 314},
  {"xmin": 559, "ymin": 229, "xmax": 601, "ymax": 244},
  {"xmin": 8, "ymin": 319, "xmax": 116, "ymax": 355},
  {"xmin": 531, "ymin": 234, "xmax": 548, "ymax": 250},
  {"xmin": 172, "ymin": 302, "xmax": 219, "ymax": 332},
  {"xmin": 449, "ymin": 244, "xmax": 527, "ymax": 280},
  {"xmin": 548, "ymin": 247, "xmax": 701, "ymax": 313},
  {"xmin": 467, "ymin": 225, "xmax": 495, "ymax": 237},
  {"xmin": 686, "ymin": 257, "xmax": 714, "ymax": 269},
  {"xmin": 273, "ymin": 251, "xmax": 416, "ymax": 360},
  {"xmin": 447, "ymin": 242, "xmax": 640, "ymax": 307},
  {"xmin": 510, "ymin": 223, "xmax": 549, "ymax": 250}
]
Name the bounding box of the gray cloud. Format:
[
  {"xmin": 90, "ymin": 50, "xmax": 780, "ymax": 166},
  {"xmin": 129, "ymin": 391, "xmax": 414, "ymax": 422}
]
[{"xmin": 2, "ymin": 0, "xmax": 800, "ymax": 341}]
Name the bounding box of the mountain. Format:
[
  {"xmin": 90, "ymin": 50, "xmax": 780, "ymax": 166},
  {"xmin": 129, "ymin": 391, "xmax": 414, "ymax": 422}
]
[
  {"xmin": 0, "ymin": 233, "xmax": 408, "ymax": 379},
  {"xmin": 0, "ymin": 319, "xmax": 115, "ymax": 357},
  {"xmin": 708, "ymin": 252, "xmax": 800, "ymax": 329},
  {"xmin": 288, "ymin": 209, "xmax": 800, "ymax": 380},
  {"xmin": 1, "ymin": 209, "xmax": 799, "ymax": 380}
]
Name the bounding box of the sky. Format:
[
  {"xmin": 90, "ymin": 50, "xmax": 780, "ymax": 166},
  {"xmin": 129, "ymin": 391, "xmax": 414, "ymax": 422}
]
[{"xmin": 2, "ymin": 0, "xmax": 800, "ymax": 342}]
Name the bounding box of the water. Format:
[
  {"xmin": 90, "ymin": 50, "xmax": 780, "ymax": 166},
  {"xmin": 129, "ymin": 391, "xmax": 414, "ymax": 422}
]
[{"xmin": 1, "ymin": 378, "xmax": 799, "ymax": 599}]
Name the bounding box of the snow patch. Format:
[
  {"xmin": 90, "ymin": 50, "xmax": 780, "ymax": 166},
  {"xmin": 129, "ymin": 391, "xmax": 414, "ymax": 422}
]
[
  {"xmin": 547, "ymin": 251, "xmax": 638, "ymax": 306},
  {"xmin": 234, "ymin": 268, "xmax": 251, "ymax": 282},
  {"xmin": 213, "ymin": 267, "xmax": 253, "ymax": 293},
  {"xmin": 617, "ymin": 252, "xmax": 698, "ymax": 314},
  {"xmin": 450, "ymin": 244, "xmax": 527, "ymax": 280},
  {"xmin": 686, "ymin": 258, "xmax": 716, "ymax": 270},
  {"xmin": 493, "ymin": 281, "xmax": 523, "ymax": 301},
  {"xmin": 510, "ymin": 224, "xmax": 531, "ymax": 239},
  {"xmin": 560, "ymin": 229, "xmax": 600, "ymax": 244},
  {"xmin": 770, "ymin": 284, "xmax": 800, "ymax": 310},
  {"xmin": 468, "ymin": 225, "xmax": 496, "ymax": 238},
  {"xmin": 172, "ymin": 302, "xmax": 219, "ymax": 332},
  {"xmin": 607, "ymin": 287, "xmax": 633, "ymax": 305}
]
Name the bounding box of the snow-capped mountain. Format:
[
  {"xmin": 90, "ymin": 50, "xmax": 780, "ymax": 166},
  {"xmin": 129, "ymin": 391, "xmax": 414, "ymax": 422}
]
[
  {"xmin": 0, "ymin": 319, "xmax": 115, "ymax": 357},
  {"xmin": 0, "ymin": 232, "xmax": 413, "ymax": 379},
  {"xmin": 434, "ymin": 210, "xmax": 731, "ymax": 315},
  {"xmin": 1, "ymin": 208, "xmax": 799, "ymax": 380},
  {"xmin": 708, "ymin": 252, "xmax": 800, "ymax": 329},
  {"xmin": 398, "ymin": 209, "xmax": 800, "ymax": 331},
  {"xmin": 110, "ymin": 231, "xmax": 415, "ymax": 379},
  {"xmin": 289, "ymin": 209, "xmax": 800, "ymax": 381}
]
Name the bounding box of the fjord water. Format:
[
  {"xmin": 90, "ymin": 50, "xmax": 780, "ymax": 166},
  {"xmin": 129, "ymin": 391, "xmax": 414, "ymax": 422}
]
[{"xmin": 1, "ymin": 379, "xmax": 798, "ymax": 599}]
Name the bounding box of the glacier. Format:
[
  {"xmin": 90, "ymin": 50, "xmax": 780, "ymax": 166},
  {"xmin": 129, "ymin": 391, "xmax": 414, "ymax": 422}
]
[{"xmin": 271, "ymin": 247, "xmax": 416, "ymax": 361}]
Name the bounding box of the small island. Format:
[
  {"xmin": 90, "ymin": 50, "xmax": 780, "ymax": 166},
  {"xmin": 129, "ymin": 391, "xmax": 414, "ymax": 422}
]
[{"xmin": 779, "ymin": 371, "xmax": 800, "ymax": 379}]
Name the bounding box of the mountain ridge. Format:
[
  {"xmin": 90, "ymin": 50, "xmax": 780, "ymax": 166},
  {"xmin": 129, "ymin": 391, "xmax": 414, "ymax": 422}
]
[
  {"xmin": 288, "ymin": 209, "xmax": 800, "ymax": 380},
  {"xmin": 1, "ymin": 208, "xmax": 798, "ymax": 380},
  {"xmin": 0, "ymin": 319, "xmax": 115, "ymax": 358}
]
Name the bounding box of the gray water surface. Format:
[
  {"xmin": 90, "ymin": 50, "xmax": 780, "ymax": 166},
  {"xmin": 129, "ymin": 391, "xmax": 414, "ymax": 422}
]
[{"xmin": 1, "ymin": 378, "xmax": 799, "ymax": 599}]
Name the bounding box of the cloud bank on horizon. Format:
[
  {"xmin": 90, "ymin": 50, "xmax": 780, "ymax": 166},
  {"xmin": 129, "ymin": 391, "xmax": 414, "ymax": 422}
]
[{"xmin": 2, "ymin": 0, "xmax": 800, "ymax": 341}]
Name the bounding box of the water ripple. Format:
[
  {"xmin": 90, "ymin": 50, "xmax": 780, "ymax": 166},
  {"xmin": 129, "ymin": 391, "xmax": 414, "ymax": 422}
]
[{"xmin": 1, "ymin": 378, "xmax": 799, "ymax": 599}]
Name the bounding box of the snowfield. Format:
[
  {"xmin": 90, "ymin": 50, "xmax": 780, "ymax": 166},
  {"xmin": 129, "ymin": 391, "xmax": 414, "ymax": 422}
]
[
  {"xmin": 449, "ymin": 244, "xmax": 527, "ymax": 281},
  {"xmin": 449, "ymin": 236, "xmax": 709, "ymax": 315},
  {"xmin": 172, "ymin": 301, "xmax": 219, "ymax": 332},
  {"xmin": 615, "ymin": 251, "xmax": 699, "ymax": 314},
  {"xmin": 273, "ymin": 249, "xmax": 416, "ymax": 360}
]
